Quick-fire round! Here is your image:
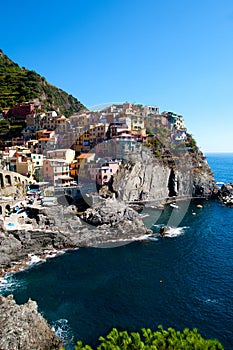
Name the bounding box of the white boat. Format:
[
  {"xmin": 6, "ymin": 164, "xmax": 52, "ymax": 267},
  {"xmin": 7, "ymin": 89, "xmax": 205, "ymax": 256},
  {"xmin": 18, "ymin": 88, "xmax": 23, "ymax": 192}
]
[{"xmin": 170, "ymin": 203, "xmax": 179, "ymax": 209}]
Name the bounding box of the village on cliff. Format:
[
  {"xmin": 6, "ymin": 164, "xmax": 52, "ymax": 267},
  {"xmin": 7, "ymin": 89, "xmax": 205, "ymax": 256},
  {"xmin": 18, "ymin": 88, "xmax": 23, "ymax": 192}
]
[
  {"xmin": 0, "ymin": 101, "xmax": 191, "ymax": 277},
  {"xmin": 0, "ymin": 101, "xmax": 187, "ymax": 212}
]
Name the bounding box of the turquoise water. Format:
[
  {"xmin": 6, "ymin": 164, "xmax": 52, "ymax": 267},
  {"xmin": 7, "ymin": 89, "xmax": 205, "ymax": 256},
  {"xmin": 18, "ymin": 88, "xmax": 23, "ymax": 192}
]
[{"xmin": 1, "ymin": 153, "xmax": 233, "ymax": 349}]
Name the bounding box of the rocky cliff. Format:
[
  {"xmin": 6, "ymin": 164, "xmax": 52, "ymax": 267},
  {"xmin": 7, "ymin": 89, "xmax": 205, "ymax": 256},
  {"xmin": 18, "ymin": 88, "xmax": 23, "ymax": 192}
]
[
  {"xmin": 112, "ymin": 145, "xmax": 216, "ymax": 204},
  {"xmin": 0, "ymin": 295, "xmax": 63, "ymax": 350}
]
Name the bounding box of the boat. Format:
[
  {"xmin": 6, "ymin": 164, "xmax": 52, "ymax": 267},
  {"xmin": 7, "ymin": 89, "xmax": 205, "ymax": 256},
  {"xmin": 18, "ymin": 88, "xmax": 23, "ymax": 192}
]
[{"xmin": 170, "ymin": 203, "xmax": 179, "ymax": 209}]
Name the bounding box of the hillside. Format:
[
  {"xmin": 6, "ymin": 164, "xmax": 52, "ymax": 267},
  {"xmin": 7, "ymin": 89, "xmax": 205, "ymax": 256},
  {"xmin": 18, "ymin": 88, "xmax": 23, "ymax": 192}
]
[{"xmin": 0, "ymin": 49, "xmax": 85, "ymax": 116}]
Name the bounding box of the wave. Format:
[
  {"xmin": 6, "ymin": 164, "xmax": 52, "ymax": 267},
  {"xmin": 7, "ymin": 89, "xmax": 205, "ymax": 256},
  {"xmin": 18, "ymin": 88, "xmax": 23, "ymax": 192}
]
[
  {"xmin": 161, "ymin": 226, "xmax": 189, "ymax": 238},
  {"xmin": 148, "ymin": 236, "xmax": 159, "ymax": 241},
  {"xmin": 132, "ymin": 234, "xmax": 152, "ymax": 241},
  {"xmin": 52, "ymin": 318, "xmax": 74, "ymax": 347},
  {"xmin": 151, "ymin": 226, "xmax": 189, "ymax": 239},
  {"xmin": 27, "ymin": 254, "xmax": 46, "ymax": 266},
  {"xmin": 195, "ymin": 296, "xmax": 219, "ymax": 305},
  {"xmin": 0, "ymin": 274, "xmax": 24, "ymax": 294}
]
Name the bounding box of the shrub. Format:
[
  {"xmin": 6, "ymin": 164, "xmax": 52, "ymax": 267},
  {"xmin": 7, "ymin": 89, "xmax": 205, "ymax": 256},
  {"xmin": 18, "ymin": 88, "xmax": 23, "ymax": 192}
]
[{"xmin": 67, "ymin": 326, "xmax": 224, "ymax": 350}]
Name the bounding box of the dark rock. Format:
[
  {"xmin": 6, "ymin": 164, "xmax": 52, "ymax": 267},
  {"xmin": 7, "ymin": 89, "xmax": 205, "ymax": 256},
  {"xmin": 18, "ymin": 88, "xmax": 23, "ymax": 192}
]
[
  {"xmin": 217, "ymin": 183, "xmax": 233, "ymax": 207},
  {"xmin": 0, "ymin": 199, "xmax": 151, "ymax": 270}
]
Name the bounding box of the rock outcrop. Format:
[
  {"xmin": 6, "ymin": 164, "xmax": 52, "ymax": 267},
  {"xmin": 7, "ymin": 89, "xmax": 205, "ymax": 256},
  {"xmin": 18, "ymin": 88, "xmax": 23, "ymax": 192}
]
[
  {"xmin": 0, "ymin": 199, "xmax": 151, "ymax": 271},
  {"xmin": 81, "ymin": 197, "xmax": 141, "ymax": 225},
  {"xmin": 0, "ymin": 295, "xmax": 63, "ymax": 350},
  {"xmin": 217, "ymin": 183, "xmax": 233, "ymax": 207},
  {"xmin": 112, "ymin": 147, "xmax": 216, "ymax": 203}
]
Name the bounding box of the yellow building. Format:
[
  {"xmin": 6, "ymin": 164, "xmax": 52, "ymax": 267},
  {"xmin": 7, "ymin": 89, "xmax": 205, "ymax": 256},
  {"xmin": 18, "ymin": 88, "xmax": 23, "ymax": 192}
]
[
  {"xmin": 16, "ymin": 155, "xmax": 34, "ymax": 179},
  {"xmin": 131, "ymin": 115, "xmax": 145, "ymax": 131},
  {"xmin": 75, "ymin": 129, "xmax": 91, "ymax": 154},
  {"xmin": 89, "ymin": 123, "xmax": 107, "ymax": 146},
  {"xmin": 76, "ymin": 153, "xmax": 95, "ymax": 180}
]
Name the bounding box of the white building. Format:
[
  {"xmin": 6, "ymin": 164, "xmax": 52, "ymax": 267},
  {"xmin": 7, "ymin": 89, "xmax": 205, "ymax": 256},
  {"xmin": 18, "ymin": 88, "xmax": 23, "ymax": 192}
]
[{"xmin": 46, "ymin": 149, "xmax": 75, "ymax": 164}]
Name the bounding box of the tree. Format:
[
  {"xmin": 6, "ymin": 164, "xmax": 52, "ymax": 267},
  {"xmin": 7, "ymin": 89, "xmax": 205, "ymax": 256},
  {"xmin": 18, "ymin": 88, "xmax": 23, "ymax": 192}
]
[{"xmin": 69, "ymin": 326, "xmax": 224, "ymax": 350}]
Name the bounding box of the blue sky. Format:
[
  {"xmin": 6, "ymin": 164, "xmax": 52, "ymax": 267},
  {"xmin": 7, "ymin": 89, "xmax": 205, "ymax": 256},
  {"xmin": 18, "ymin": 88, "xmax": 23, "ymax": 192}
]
[{"xmin": 1, "ymin": 0, "xmax": 233, "ymax": 152}]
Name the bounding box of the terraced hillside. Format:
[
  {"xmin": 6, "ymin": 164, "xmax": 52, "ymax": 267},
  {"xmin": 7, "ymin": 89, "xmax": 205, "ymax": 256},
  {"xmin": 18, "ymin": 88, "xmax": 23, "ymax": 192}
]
[{"xmin": 0, "ymin": 49, "xmax": 85, "ymax": 116}]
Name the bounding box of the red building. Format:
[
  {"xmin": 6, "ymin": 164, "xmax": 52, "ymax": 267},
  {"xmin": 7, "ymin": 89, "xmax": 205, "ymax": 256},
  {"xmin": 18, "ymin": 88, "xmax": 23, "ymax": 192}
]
[{"xmin": 3, "ymin": 102, "xmax": 41, "ymax": 120}]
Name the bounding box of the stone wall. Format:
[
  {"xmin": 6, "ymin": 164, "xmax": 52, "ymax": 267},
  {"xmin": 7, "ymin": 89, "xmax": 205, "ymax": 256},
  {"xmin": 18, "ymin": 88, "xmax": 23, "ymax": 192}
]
[{"xmin": 0, "ymin": 169, "xmax": 30, "ymax": 189}]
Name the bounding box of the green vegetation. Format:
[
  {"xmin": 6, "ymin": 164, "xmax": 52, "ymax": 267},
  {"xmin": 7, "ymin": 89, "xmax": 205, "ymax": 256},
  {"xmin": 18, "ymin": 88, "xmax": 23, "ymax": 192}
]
[
  {"xmin": 0, "ymin": 119, "xmax": 10, "ymax": 135},
  {"xmin": 185, "ymin": 133, "xmax": 198, "ymax": 153},
  {"xmin": 63, "ymin": 326, "xmax": 223, "ymax": 350},
  {"xmin": 0, "ymin": 118, "xmax": 25, "ymax": 139},
  {"xmin": 0, "ymin": 49, "xmax": 85, "ymax": 116}
]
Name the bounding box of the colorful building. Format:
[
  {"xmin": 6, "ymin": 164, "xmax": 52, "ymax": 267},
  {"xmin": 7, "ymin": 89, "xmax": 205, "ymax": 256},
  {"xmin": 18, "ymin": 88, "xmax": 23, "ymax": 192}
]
[
  {"xmin": 43, "ymin": 159, "xmax": 71, "ymax": 185},
  {"xmin": 96, "ymin": 160, "xmax": 120, "ymax": 186}
]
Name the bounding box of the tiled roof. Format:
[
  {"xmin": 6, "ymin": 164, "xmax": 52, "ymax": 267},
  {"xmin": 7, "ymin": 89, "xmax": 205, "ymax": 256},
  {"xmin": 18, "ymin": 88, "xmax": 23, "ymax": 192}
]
[{"xmin": 77, "ymin": 153, "xmax": 95, "ymax": 159}]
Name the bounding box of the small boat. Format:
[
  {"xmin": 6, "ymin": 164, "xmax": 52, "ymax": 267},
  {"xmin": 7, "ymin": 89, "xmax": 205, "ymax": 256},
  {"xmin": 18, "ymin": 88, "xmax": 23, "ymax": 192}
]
[{"xmin": 170, "ymin": 203, "xmax": 179, "ymax": 209}]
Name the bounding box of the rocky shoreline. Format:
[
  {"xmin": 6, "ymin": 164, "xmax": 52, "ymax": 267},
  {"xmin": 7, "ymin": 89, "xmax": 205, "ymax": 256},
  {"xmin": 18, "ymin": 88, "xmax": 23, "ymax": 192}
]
[
  {"xmin": 0, "ymin": 197, "xmax": 152, "ymax": 350},
  {"xmin": 0, "ymin": 197, "xmax": 152, "ymax": 277},
  {"xmin": 0, "ymin": 294, "xmax": 63, "ymax": 350}
]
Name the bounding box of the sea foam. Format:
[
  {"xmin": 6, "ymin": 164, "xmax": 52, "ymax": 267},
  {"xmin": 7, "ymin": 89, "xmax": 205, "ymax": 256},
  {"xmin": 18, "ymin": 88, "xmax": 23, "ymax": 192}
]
[{"xmin": 52, "ymin": 318, "xmax": 74, "ymax": 347}]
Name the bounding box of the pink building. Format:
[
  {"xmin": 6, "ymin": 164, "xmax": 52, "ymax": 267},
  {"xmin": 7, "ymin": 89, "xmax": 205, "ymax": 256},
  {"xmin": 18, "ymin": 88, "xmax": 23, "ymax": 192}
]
[
  {"xmin": 96, "ymin": 161, "xmax": 120, "ymax": 186},
  {"xmin": 43, "ymin": 159, "xmax": 71, "ymax": 185}
]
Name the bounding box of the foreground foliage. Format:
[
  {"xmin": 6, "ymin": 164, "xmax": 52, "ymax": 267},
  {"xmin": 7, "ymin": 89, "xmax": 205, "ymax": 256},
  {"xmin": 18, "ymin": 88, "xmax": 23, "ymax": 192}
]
[{"xmin": 69, "ymin": 326, "xmax": 224, "ymax": 350}]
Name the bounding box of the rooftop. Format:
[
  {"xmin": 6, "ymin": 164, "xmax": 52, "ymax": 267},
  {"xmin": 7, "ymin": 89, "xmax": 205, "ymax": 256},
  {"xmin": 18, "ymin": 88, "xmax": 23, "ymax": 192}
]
[{"xmin": 77, "ymin": 153, "xmax": 95, "ymax": 159}]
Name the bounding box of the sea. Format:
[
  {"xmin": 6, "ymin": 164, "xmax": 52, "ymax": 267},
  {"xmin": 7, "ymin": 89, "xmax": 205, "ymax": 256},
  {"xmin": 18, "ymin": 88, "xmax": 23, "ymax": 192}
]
[{"xmin": 0, "ymin": 153, "xmax": 233, "ymax": 349}]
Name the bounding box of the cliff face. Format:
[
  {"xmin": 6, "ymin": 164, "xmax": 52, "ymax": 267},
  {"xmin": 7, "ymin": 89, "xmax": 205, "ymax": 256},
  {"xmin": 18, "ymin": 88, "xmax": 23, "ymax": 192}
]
[
  {"xmin": 0, "ymin": 295, "xmax": 63, "ymax": 350},
  {"xmin": 113, "ymin": 146, "xmax": 216, "ymax": 204}
]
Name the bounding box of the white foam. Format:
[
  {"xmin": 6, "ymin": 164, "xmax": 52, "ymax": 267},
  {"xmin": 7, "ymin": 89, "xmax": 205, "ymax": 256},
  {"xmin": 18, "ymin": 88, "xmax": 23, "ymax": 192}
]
[
  {"xmin": 148, "ymin": 236, "xmax": 159, "ymax": 241},
  {"xmin": 52, "ymin": 319, "xmax": 74, "ymax": 344},
  {"xmin": 195, "ymin": 296, "xmax": 218, "ymax": 305},
  {"xmin": 204, "ymin": 298, "xmax": 217, "ymax": 303},
  {"xmin": 27, "ymin": 254, "xmax": 46, "ymax": 266},
  {"xmin": 0, "ymin": 274, "xmax": 24, "ymax": 294},
  {"xmin": 161, "ymin": 226, "xmax": 189, "ymax": 238},
  {"xmin": 132, "ymin": 234, "xmax": 152, "ymax": 241}
]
